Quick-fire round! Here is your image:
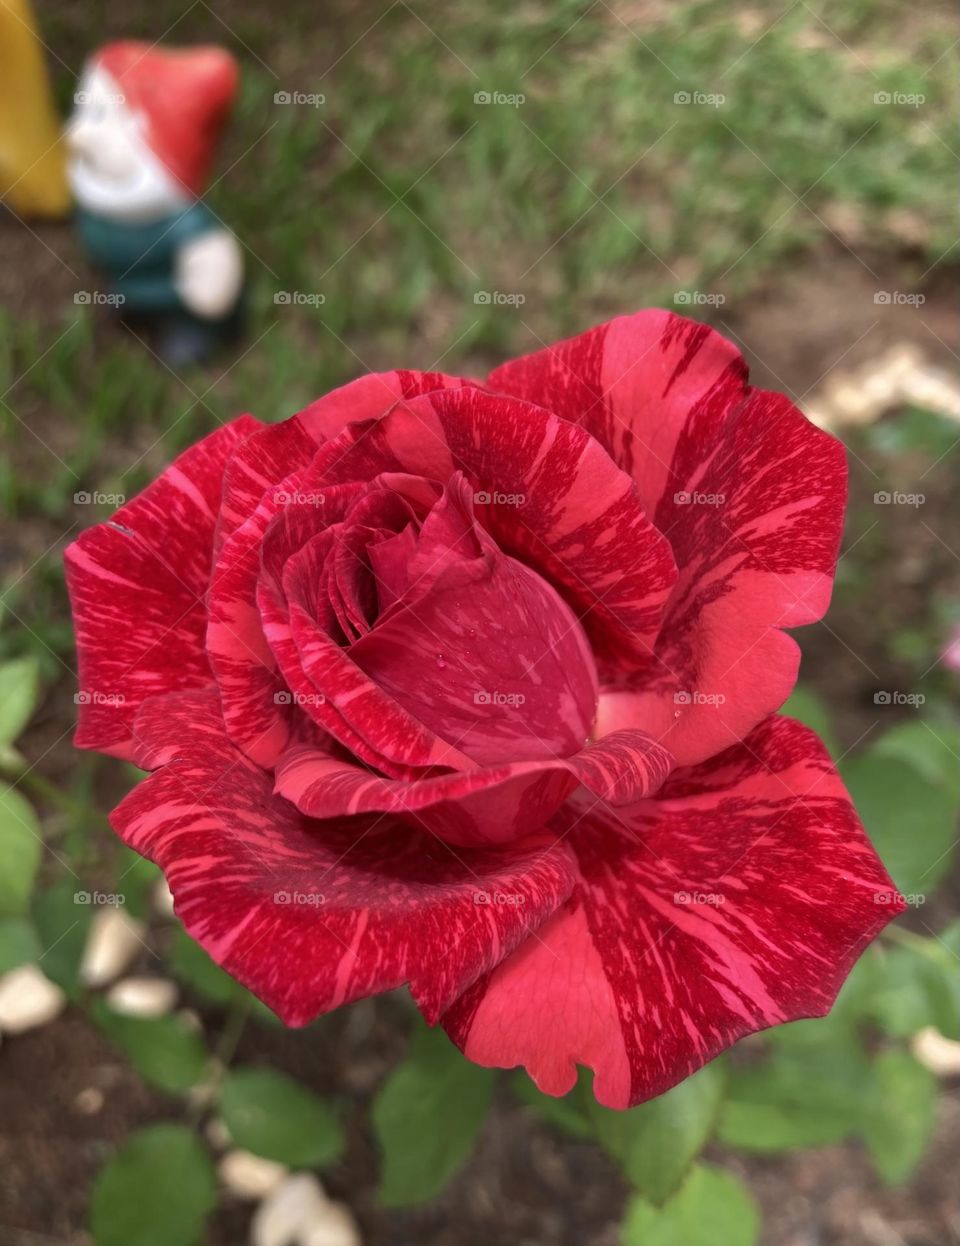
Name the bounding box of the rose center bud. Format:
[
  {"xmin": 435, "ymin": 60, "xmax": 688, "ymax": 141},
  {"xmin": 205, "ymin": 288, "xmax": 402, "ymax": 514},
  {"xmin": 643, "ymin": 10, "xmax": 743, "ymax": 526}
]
[{"xmin": 348, "ymin": 476, "xmax": 599, "ymax": 766}]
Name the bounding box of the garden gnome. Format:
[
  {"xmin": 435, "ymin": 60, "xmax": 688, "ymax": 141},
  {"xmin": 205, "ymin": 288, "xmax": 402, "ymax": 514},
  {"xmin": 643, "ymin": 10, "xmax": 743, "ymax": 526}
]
[{"xmin": 66, "ymin": 41, "xmax": 244, "ymax": 366}]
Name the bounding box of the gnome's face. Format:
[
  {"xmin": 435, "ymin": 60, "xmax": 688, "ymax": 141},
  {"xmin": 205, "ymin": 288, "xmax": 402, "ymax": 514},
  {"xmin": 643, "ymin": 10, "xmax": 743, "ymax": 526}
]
[{"xmin": 66, "ymin": 65, "xmax": 189, "ymax": 221}]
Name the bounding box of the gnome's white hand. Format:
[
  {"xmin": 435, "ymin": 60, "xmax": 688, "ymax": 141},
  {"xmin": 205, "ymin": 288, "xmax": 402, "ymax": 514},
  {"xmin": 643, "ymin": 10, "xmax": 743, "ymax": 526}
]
[{"xmin": 174, "ymin": 228, "xmax": 243, "ymax": 320}]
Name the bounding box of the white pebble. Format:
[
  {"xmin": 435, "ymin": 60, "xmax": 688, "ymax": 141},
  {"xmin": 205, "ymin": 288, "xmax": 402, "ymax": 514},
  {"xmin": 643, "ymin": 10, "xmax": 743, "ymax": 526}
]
[
  {"xmin": 912, "ymin": 1025, "xmax": 960, "ymax": 1076},
  {"xmin": 74, "ymin": 1086, "xmax": 105, "ymax": 1115},
  {"xmin": 0, "ymin": 964, "xmax": 66, "ymax": 1033},
  {"xmin": 106, "ymin": 975, "xmax": 177, "ymax": 1017},
  {"xmin": 251, "ymin": 1173, "xmax": 329, "ymax": 1246},
  {"xmin": 81, "ymin": 908, "xmax": 146, "ymax": 987},
  {"xmin": 153, "ymin": 876, "xmax": 176, "ymax": 916},
  {"xmin": 302, "ymin": 1202, "xmax": 362, "ymax": 1246},
  {"xmin": 219, "ymin": 1149, "xmax": 288, "ymax": 1200}
]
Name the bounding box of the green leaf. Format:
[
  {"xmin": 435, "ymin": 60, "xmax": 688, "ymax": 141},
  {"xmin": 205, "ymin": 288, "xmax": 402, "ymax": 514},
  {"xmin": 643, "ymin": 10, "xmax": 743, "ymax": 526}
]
[
  {"xmin": 0, "ymin": 784, "xmax": 42, "ymax": 916},
  {"xmin": 782, "ymin": 685, "xmax": 838, "ymax": 758},
  {"xmin": 0, "ymin": 916, "xmax": 41, "ymax": 973},
  {"xmin": 841, "ymin": 752, "xmax": 959, "ymax": 895},
  {"xmin": 90, "ymin": 1123, "xmax": 216, "ymax": 1246},
  {"xmin": 373, "ymin": 1024, "xmax": 494, "ymax": 1205},
  {"xmin": 167, "ymin": 925, "xmax": 281, "ymax": 1023},
  {"xmin": 622, "ymin": 1164, "xmax": 759, "ymax": 1246},
  {"xmin": 861, "ymin": 1049, "xmax": 936, "ymax": 1185},
  {"xmin": 871, "ymin": 719, "xmax": 960, "ymax": 797},
  {"xmin": 91, "ymin": 1000, "xmax": 209, "ymax": 1094},
  {"xmin": 115, "ymin": 846, "xmax": 161, "ymax": 920},
  {"xmin": 0, "ymin": 655, "xmax": 39, "ymax": 750},
  {"xmin": 590, "ymin": 1062, "xmax": 725, "ymax": 1203},
  {"xmin": 31, "ymin": 880, "xmax": 92, "ymax": 996},
  {"xmin": 512, "ymin": 1068, "xmax": 593, "ymax": 1139},
  {"xmin": 718, "ymin": 1036, "xmax": 871, "ymax": 1151},
  {"xmin": 220, "ymin": 1067, "xmax": 343, "ymax": 1166}
]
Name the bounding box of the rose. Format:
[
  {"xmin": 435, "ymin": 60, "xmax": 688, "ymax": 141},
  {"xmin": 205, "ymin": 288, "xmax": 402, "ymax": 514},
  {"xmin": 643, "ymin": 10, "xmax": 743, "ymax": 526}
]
[{"xmin": 66, "ymin": 311, "xmax": 902, "ymax": 1108}]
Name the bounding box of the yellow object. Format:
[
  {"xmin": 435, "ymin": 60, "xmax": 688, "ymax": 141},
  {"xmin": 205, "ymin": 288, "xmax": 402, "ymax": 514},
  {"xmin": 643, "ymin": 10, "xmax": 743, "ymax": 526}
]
[{"xmin": 0, "ymin": 0, "xmax": 70, "ymax": 218}]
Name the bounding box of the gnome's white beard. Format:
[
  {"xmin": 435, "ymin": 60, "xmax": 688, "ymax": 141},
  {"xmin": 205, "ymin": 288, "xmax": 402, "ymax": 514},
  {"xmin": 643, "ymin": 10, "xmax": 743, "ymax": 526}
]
[{"xmin": 66, "ymin": 65, "xmax": 194, "ymax": 223}]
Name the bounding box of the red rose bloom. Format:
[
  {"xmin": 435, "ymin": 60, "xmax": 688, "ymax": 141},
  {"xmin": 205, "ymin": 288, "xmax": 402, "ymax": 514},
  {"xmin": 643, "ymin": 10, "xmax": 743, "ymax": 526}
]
[{"xmin": 66, "ymin": 312, "xmax": 903, "ymax": 1107}]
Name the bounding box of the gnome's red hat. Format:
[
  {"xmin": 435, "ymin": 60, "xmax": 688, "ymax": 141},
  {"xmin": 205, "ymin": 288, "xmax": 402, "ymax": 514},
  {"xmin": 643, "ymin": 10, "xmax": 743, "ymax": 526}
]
[{"xmin": 93, "ymin": 42, "xmax": 239, "ymax": 197}]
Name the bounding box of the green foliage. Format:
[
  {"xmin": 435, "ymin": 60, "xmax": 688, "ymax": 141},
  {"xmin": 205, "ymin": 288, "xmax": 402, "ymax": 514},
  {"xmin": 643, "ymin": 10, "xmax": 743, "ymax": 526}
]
[
  {"xmin": 220, "ymin": 1067, "xmax": 343, "ymax": 1166},
  {"xmin": 0, "ymin": 654, "xmax": 39, "ymax": 771},
  {"xmin": 590, "ymin": 1062, "xmax": 726, "ymax": 1203},
  {"xmin": 622, "ymin": 1164, "xmax": 759, "ymax": 1246},
  {"xmin": 0, "ymin": 916, "xmax": 41, "ymax": 973},
  {"xmin": 0, "ymin": 784, "xmax": 42, "ymax": 916},
  {"xmin": 782, "ymin": 685, "xmax": 839, "ymax": 758},
  {"xmin": 862, "ymin": 1049, "xmax": 937, "ymax": 1185},
  {"xmin": 842, "ymin": 751, "xmax": 958, "ymax": 895},
  {"xmin": 31, "ymin": 880, "xmax": 93, "ymax": 996},
  {"xmin": 91, "ymin": 1001, "xmax": 210, "ymax": 1095},
  {"xmin": 372, "ymin": 1023, "xmax": 494, "ymax": 1205},
  {"xmin": 90, "ymin": 1124, "xmax": 216, "ymax": 1246}
]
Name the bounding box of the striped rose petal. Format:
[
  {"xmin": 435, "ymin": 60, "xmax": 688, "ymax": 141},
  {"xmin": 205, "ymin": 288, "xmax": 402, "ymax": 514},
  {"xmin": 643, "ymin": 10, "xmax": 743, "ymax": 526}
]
[{"xmin": 442, "ymin": 716, "xmax": 904, "ymax": 1108}]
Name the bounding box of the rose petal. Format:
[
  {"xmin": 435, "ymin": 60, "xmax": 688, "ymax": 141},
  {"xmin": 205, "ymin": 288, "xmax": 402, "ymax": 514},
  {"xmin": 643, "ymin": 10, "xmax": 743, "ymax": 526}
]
[
  {"xmin": 274, "ymin": 729, "xmax": 673, "ymax": 847},
  {"xmin": 442, "ymin": 715, "xmax": 904, "ymax": 1108},
  {"xmin": 65, "ymin": 415, "xmax": 260, "ymax": 759},
  {"xmin": 207, "ymin": 372, "xmax": 471, "ymax": 764},
  {"xmin": 491, "ymin": 312, "xmax": 845, "ymax": 763},
  {"xmin": 114, "ymin": 690, "xmax": 578, "ymax": 1024}
]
